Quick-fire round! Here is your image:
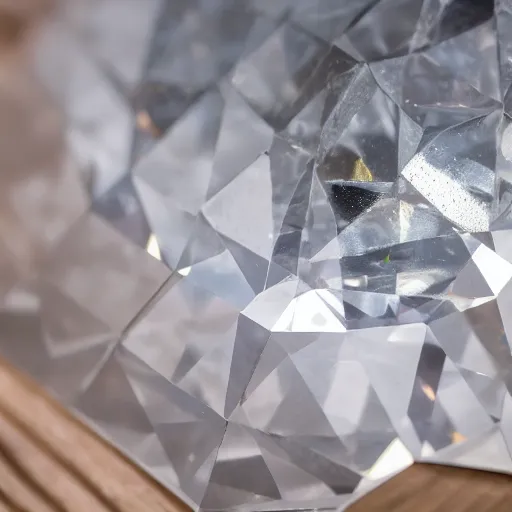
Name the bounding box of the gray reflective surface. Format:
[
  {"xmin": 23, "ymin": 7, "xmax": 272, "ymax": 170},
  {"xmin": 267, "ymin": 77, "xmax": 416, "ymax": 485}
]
[{"xmin": 3, "ymin": 0, "xmax": 512, "ymax": 511}]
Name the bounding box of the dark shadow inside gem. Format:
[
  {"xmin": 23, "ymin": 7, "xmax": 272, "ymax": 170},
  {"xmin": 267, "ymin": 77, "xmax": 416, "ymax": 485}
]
[{"xmin": 329, "ymin": 184, "xmax": 382, "ymax": 224}]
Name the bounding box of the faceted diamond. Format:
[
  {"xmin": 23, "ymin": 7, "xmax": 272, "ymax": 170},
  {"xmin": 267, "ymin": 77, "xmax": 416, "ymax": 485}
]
[{"xmin": 4, "ymin": 1, "xmax": 512, "ymax": 511}]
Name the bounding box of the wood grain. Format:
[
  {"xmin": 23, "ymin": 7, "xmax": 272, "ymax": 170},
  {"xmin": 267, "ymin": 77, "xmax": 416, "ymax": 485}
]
[{"xmin": 350, "ymin": 462, "xmax": 512, "ymax": 512}]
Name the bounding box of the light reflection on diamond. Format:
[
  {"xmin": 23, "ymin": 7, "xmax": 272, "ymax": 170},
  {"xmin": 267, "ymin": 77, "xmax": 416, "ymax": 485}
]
[
  {"xmin": 364, "ymin": 439, "xmax": 414, "ymax": 481},
  {"xmin": 421, "ymin": 384, "xmax": 436, "ymax": 402},
  {"xmin": 146, "ymin": 233, "xmax": 161, "ymax": 261},
  {"xmin": 403, "ymin": 154, "xmax": 490, "ymax": 232},
  {"xmin": 350, "ymin": 159, "xmax": 373, "ymax": 182}
]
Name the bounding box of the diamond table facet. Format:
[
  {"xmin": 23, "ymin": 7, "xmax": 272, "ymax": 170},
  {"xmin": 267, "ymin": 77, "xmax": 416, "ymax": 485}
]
[{"xmin": 4, "ymin": 0, "xmax": 512, "ymax": 511}]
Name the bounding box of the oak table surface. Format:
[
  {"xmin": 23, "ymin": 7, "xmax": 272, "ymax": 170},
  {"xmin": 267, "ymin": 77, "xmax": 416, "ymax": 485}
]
[{"xmin": 0, "ymin": 358, "xmax": 507, "ymax": 512}]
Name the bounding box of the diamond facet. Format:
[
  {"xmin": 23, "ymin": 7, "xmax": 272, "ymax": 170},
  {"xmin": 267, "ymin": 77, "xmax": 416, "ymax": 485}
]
[{"xmin": 3, "ymin": 0, "xmax": 512, "ymax": 511}]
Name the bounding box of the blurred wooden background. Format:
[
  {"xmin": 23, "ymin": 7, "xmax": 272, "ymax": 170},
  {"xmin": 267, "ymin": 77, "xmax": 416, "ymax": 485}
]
[{"xmin": 0, "ymin": 2, "xmax": 511, "ymax": 511}]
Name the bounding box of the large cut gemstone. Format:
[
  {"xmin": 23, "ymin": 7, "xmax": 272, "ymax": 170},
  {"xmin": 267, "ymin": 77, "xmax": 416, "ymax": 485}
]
[{"xmin": 3, "ymin": 0, "xmax": 512, "ymax": 510}]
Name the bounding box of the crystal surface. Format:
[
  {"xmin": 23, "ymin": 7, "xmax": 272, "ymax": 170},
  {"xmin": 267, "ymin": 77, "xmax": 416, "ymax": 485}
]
[{"xmin": 2, "ymin": 0, "xmax": 512, "ymax": 510}]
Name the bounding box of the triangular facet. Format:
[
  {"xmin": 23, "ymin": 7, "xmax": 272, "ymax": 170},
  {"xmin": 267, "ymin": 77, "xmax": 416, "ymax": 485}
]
[
  {"xmin": 449, "ymin": 258, "xmax": 494, "ymax": 299},
  {"xmin": 459, "ymin": 367, "xmax": 506, "ymax": 421},
  {"xmin": 424, "ymin": 19, "xmax": 500, "ymax": 101},
  {"xmin": 74, "ymin": 350, "xmax": 155, "ymax": 438},
  {"xmin": 225, "ymin": 315, "xmax": 270, "ymax": 418},
  {"xmin": 203, "ymin": 422, "xmax": 281, "ymax": 508},
  {"xmin": 176, "ymin": 214, "xmax": 226, "ymax": 272},
  {"xmin": 208, "ymin": 85, "xmax": 273, "ymax": 200},
  {"xmin": 219, "ymin": 234, "xmax": 270, "ymax": 295},
  {"xmin": 203, "ymin": 154, "xmax": 274, "ymax": 259},
  {"xmin": 423, "ymin": 427, "xmax": 512, "ymax": 474},
  {"xmin": 40, "ymin": 283, "xmax": 113, "ymax": 355}
]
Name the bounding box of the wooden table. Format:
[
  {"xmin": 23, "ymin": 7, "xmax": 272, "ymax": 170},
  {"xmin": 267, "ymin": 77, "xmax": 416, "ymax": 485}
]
[{"xmin": 0, "ymin": 358, "xmax": 508, "ymax": 512}]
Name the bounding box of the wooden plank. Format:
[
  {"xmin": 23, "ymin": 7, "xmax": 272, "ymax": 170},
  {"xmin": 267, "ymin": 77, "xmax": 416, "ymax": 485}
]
[
  {"xmin": 0, "ymin": 412, "xmax": 111, "ymax": 512},
  {"xmin": 0, "ymin": 498, "xmax": 12, "ymax": 512},
  {"xmin": 348, "ymin": 463, "xmax": 512, "ymax": 512},
  {"xmin": 0, "ymin": 440, "xmax": 55, "ymax": 512}
]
